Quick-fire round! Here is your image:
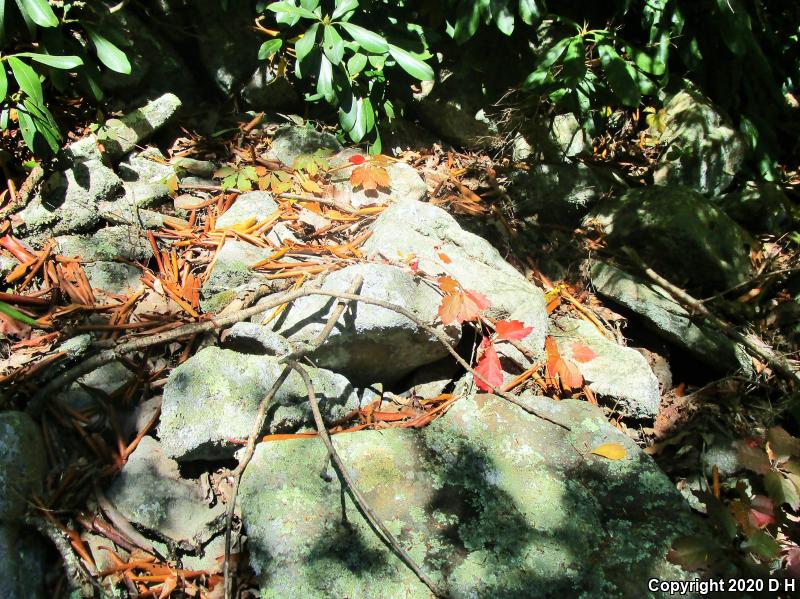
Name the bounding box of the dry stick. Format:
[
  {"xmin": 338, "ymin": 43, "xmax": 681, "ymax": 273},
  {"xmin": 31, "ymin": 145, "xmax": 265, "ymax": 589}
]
[
  {"xmin": 622, "ymin": 247, "xmax": 800, "ymax": 387},
  {"xmin": 222, "ymin": 275, "xmax": 365, "ymax": 599},
  {"xmin": 30, "ymin": 289, "xmax": 572, "ymax": 430},
  {"xmin": 287, "ymin": 359, "xmax": 449, "ymax": 598}
]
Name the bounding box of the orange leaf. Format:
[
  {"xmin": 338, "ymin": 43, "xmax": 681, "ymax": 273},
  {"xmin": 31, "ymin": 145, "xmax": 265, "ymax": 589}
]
[
  {"xmin": 350, "ymin": 164, "xmax": 390, "ymax": 191},
  {"xmin": 571, "ymin": 342, "xmax": 598, "ymax": 363},
  {"xmin": 438, "ymin": 293, "xmax": 463, "ymax": 326},
  {"xmin": 590, "ymin": 442, "xmax": 627, "ymax": 460},
  {"xmin": 474, "ymin": 338, "xmax": 503, "ymax": 391},
  {"xmin": 557, "ymin": 358, "xmax": 584, "ymax": 391},
  {"xmin": 437, "ymin": 276, "xmax": 459, "ymax": 293},
  {"xmin": 437, "ymin": 288, "xmax": 490, "ymax": 325},
  {"xmin": 438, "ymin": 252, "xmax": 452, "ymax": 264},
  {"xmin": 495, "ymin": 319, "xmax": 533, "ymax": 341}
]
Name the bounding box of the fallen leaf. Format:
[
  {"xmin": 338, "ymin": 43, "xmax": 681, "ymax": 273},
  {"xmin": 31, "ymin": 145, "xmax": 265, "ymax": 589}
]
[
  {"xmin": 348, "ymin": 154, "xmax": 366, "ymax": 165},
  {"xmin": 571, "ymin": 342, "xmax": 599, "ymax": 363},
  {"xmin": 438, "ymin": 252, "xmax": 452, "ymax": 264},
  {"xmin": 545, "ymin": 336, "xmax": 584, "ymax": 391},
  {"xmin": 495, "ymin": 319, "xmax": 533, "ymax": 341},
  {"xmin": 590, "ymin": 442, "xmax": 627, "ymax": 460},
  {"xmin": 350, "ymin": 164, "xmax": 390, "ymax": 192},
  {"xmin": 437, "ymin": 276, "xmax": 459, "ymax": 293},
  {"xmin": 474, "ymin": 338, "xmax": 503, "ymax": 391},
  {"xmin": 748, "ymin": 495, "xmax": 776, "ymax": 529},
  {"xmin": 437, "ymin": 288, "xmax": 490, "ymax": 326}
]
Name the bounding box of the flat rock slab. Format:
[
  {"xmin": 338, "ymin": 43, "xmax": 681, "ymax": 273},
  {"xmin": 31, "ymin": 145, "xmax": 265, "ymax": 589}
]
[
  {"xmin": 362, "ymin": 200, "xmax": 548, "ymax": 358},
  {"xmin": 272, "ymin": 262, "xmax": 460, "ymax": 384},
  {"xmin": 591, "ymin": 262, "xmax": 752, "ymax": 375},
  {"xmin": 268, "ymin": 126, "xmax": 342, "ymax": 168},
  {"xmin": 240, "ymin": 393, "xmax": 699, "ymax": 598},
  {"xmin": 159, "ymin": 347, "xmax": 359, "ymax": 460},
  {"xmin": 97, "ymin": 93, "xmax": 182, "ymax": 159},
  {"xmin": 552, "ymin": 317, "xmax": 661, "ymax": 419},
  {"xmin": 214, "ymin": 191, "xmax": 278, "ymax": 229},
  {"xmin": 55, "ymin": 225, "xmax": 151, "ymax": 262},
  {"xmin": 199, "ymin": 240, "xmax": 275, "ymax": 313},
  {"xmin": 106, "ymin": 436, "xmax": 224, "ymax": 548},
  {"xmin": 330, "ymin": 150, "xmax": 427, "ymax": 207}
]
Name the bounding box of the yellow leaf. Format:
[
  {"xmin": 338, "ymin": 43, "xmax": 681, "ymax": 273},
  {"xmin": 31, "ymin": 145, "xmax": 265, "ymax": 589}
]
[{"xmin": 590, "ymin": 443, "xmax": 627, "ymax": 460}]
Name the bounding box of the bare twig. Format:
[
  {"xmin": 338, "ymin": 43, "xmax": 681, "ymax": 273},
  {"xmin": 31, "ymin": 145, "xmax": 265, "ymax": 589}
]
[
  {"xmin": 623, "ymin": 247, "xmax": 800, "ymax": 387},
  {"xmin": 287, "ymin": 358, "xmax": 449, "ymax": 598},
  {"xmin": 0, "ymin": 164, "xmax": 44, "ymax": 220}
]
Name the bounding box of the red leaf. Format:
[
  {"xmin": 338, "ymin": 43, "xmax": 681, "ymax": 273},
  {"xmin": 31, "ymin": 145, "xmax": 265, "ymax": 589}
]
[
  {"xmin": 571, "ymin": 342, "xmax": 598, "ymax": 363},
  {"xmin": 463, "ymin": 290, "xmax": 490, "ymax": 313},
  {"xmin": 474, "ymin": 339, "xmax": 503, "ymax": 391},
  {"xmin": 348, "ymin": 154, "xmax": 366, "ymax": 165},
  {"xmin": 748, "ymin": 495, "xmax": 776, "ymax": 529},
  {"xmin": 495, "ymin": 319, "xmax": 533, "ymax": 341},
  {"xmin": 409, "ymin": 259, "xmax": 420, "ymax": 272}
]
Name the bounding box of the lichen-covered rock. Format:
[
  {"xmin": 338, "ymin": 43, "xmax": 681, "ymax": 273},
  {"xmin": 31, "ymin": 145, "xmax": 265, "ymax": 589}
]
[
  {"xmin": 548, "ymin": 112, "xmax": 591, "ymax": 159},
  {"xmin": 18, "ymin": 160, "xmax": 122, "ymax": 238},
  {"xmin": 268, "ymin": 126, "xmax": 342, "ymax": 168},
  {"xmin": 159, "ymin": 346, "xmax": 359, "ymax": 460},
  {"xmin": 118, "ymin": 148, "xmax": 175, "ymax": 187},
  {"xmin": 586, "ymin": 186, "xmax": 752, "ymax": 293},
  {"xmin": 97, "ymin": 93, "xmax": 182, "ymax": 159},
  {"xmin": 55, "ymin": 225, "xmax": 151, "ymax": 262},
  {"xmin": 717, "ymin": 181, "xmax": 797, "ymax": 234},
  {"xmin": 106, "ymin": 436, "xmax": 225, "ymax": 547},
  {"xmin": 362, "ymin": 200, "xmax": 548, "ymax": 358},
  {"xmin": 240, "ymin": 393, "xmax": 700, "ymax": 598},
  {"xmin": 214, "ymin": 191, "xmax": 278, "ymax": 228},
  {"xmin": 84, "ymin": 262, "xmax": 143, "ymax": 293},
  {"xmin": 272, "ymin": 262, "xmax": 460, "ymax": 385},
  {"xmin": 652, "ymin": 89, "xmax": 745, "ymax": 196},
  {"xmin": 0, "ymin": 524, "xmax": 47, "ymax": 599},
  {"xmin": 591, "ymin": 262, "xmax": 752, "ymax": 375},
  {"xmin": 199, "ymin": 240, "xmax": 276, "ymax": 313},
  {"xmin": 509, "ymin": 163, "xmax": 621, "ymax": 224},
  {"xmin": 0, "ymin": 412, "xmax": 46, "ymax": 523},
  {"xmin": 329, "ymin": 150, "xmax": 427, "ymax": 207},
  {"xmin": 552, "ymin": 317, "xmax": 661, "ymax": 419}
]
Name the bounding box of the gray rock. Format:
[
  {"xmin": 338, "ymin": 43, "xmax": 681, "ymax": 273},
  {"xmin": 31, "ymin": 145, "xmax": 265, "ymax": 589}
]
[
  {"xmin": 703, "ymin": 438, "xmax": 742, "ymax": 477},
  {"xmin": 241, "ymin": 64, "xmax": 300, "ymax": 110},
  {"xmin": 0, "ymin": 524, "xmax": 47, "ymax": 599},
  {"xmin": 273, "ymin": 263, "xmax": 460, "ymax": 385},
  {"xmin": 55, "ymin": 225, "xmax": 151, "ymax": 262},
  {"xmin": 119, "ymin": 181, "xmax": 170, "ymax": 209},
  {"xmin": 159, "ymin": 347, "xmax": 359, "ymax": 460},
  {"xmin": 57, "ymin": 334, "xmax": 92, "ymax": 360},
  {"xmin": 652, "ymin": 89, "xmax": 745, "ymax": 196},
  {"xmin": 548, "ymin": 113, "xmax": 591, "ymax": 159},
  {"xmin": 330, "ymin": 153, "xmax": 427, "ymax": 207},
  {"xmin": 240, "ymin": 393, "xmax": 700, "ymax": 598},
  {"xmin": 106, "ymin": 436, "xmax": 225, "ymax": 548},
  {"xmin": 221, "ymin": 322, "xmax": 293, "ymax": 356},
  {"xmin": 552, "ymin": 317, "xmax": 661, "ymax": 419},
  {"xmin": 509, "ymin": 163, "xmax": 620, "ymax": 224},
  {"xmin": 199, "ymin": 240, "xmax": 275, "ymax": 313},
  {"xmin": 0, "ymin": 412, "xmax": 46, "ymax": 523},
  {"xmin": 80, "ymin": 361, "xmax": 136, "ymax": 396},
  {"xmin": 591, "ymin": 262, "xmax": 752, "ymax": 375},
  {"xmin": 214, "ymin": 191, "xmax": 278, "ymax": 228},
  {"xmin": 61, "ymin": 134, "xmax": 103, "ymax": 164},
  {"xmin": 382, "ymin": 118, "xmax": 440, "ymax": 156},
  {"xmin": 97, "ymin": 93, "xmax": 182, "ymax": 159},
  {"xmin": 362, "ymin": 200, "xmax": 549, "ymax": 358},
  {"xmin": 586, "ymin": 186, "xmax": 752, "ymax": 293},
  {"xmin": 19, "ymin": 160, "xmax": 122, "ymax": 237},
  {"xmin": 268, "ymin": 126, "xmax": 342, "ymax": 168},
  {"xmin": 717, "ymin": 181, "xmax": 797, "ymax": 233},
  {"xmin": 118, "ymin": 148, "xmax": 175, "ymax": 186},
  {"xmin": 98, "ymin": 196, "xmax": 170, "ymax": 230},
  {"xmin": 173, "ymin": 157, "xmax": 218, "ymax": 179}
]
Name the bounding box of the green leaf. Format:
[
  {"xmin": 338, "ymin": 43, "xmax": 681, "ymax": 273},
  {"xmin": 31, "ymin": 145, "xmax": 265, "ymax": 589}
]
[
  {"xmin": 265, "ymin": 1, "xmax": 318, "ymax": 20},
  {"xmin": 521, "ymin": 68, "xmax": 550, "ymax": 90},
  {"xmin": 16, "ymin": 0, "xmax": 58, "ymax": 28},
  {"xmin": 16, "ymin": 102, "xmax": 38, "ymax": 152},
  {"xmin": 295, "ymin": 23, "xmax": 319, "ymax": 64},
  {"xmin": 536, "ymin": 37, "xmax": 571, "ymax": 70},
  {"xmin": 347, "ymin": 52, "xmax": 367, "ymax": 77},
  {"xmin": 258, "ymin": 39, "xmax": 283, "ymax": 60},
  {"xmin": 339, "ymin": 22, "xmax": 388, "ymax": 54},
  {"xmin": 667, "ymin": 535, "xmax": 720, "ymax": 571},
  {"xmin": 0, "ymin": 0, "xmax": 6, "ymax": 42},
  {"xmin": 8, "ymin": 57, "xmax": 43, "ymax": 103},
  {"xmin": 339, "ymin": 95, "xmax": 374, "ymax": 142},
  {"xmin": 13, "ymin": 52, "xmax": 83, "ymax": 69},
  {"xmin": 322, "ymin": 25, "xmax": 345, "ymax": 65},
  {"xmin": 331, "ymin": 0, "xmax": 358, "ymax": 20},
  {"xmin": 598, "ymin": 43, "xmax": 640, "ymax": 107},
  {"xmin": 0, "ymin": 300, "xmax": 41, "ymax": 327},
  {"xmin": 452, "ymin": 1, "xmax": 481, "ymax": 43},
  {"xmin": 765, "ymin": 470, "xmax": 800, "ymax": 511},
  {"xmin": 493, "ymin": 0, "xmax": 515, "ymax": 36},
  {"xmin": 85, "ymin": 27, "xmax": 131, "ymax": 74},
  {"xmin": 317, "ymin": 53, "xmax": 334, "ymax": 102},
  {"xmin": 388, "ymin": 45, "xmax": 433, "ymax": 81},
  {"xmin": 561, "ymin": 36, "xmax": 585, "ymax": 86},
  {"xmin": 22, "ymin": 97, "xmax": 60, "ymax": 153},
  {"xmin": 518, "ymin": 0, "xmax": 540, "ymax": 25},
  {"xmin": 0, "ymin": 64, "xmax": 6, "ymax": 103},
  {"xmin": 741, "ymin": 531, "xmax": 781, "ymax": 561}
]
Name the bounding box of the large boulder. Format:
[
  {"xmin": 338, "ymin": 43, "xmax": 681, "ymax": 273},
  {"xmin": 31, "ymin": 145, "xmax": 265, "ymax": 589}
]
[
  {"xmin": 717, "ymin": 181, "xmax": 797, "ymax": 234},
  {"xmin": 272, "ymin": 262, "xmax": 461, "ymax": 385},
  {"xmin": 240, "ymin": 393, "xmax": 700, "ymax": 598},
  {"xmin": 159, "ymin": 346, "xmax": 359, "ymax": 460},
  {"xmin": 329, "ymin": 149, "xmax": 427, "ymax": 207},
  {"xmin": 362, "ymin": 200, "xmax": 549, "ymax": 358},
  {"xmin": 267, "ymin": 125, "xmax": 342, "ymax": 168},
  {"xmin": 199, "ymin": 240, "xmax": 276, "ymax": 313},
  {"xmin": 591, "ymin": 262, "xmax": 753, "ymax": 375},
  {"xmin": 586, "ymin": 186, "xmax": 753, "ymax": 293},
  {"xmin": 652, "ymin": 89, "xmax": 745, "ymax": 196},
  {"xmin": 106, "ymin": 436, "xmax": 225, "ymax": 549},
  {"xmin": 0, "ymin": 524, "xmax": 47, "ymax": 599},
  {"xmin": 18, "ymin": 160, "xmax": 122, "ymax": 239},
  {"xmin": 0, "ymin": 412, "xmax": 46, "ymax": 523},
  {"xmin": 551, "ymin": 317, "xmax": 661, "ymax": 419}
]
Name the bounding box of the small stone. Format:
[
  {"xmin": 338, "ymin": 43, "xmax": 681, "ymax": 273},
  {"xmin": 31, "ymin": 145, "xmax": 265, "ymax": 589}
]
[
  {"xmin": 548, "ymin": 112, "xmax": 591, "ymax": 159},
  {"xmin": 97, "ymin": 93, "xmax": 182, "ymax": 159},
  {"xmin": 268, "ymin": 125, "xmax": 342, "ymax": 168},
  {"xmin": 199, "ymin": 240, "xmax": 276, "ymax": 313},
  {"xmin": 214, "ymin": 191, "xmax": 278, "ymax": 229}
]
